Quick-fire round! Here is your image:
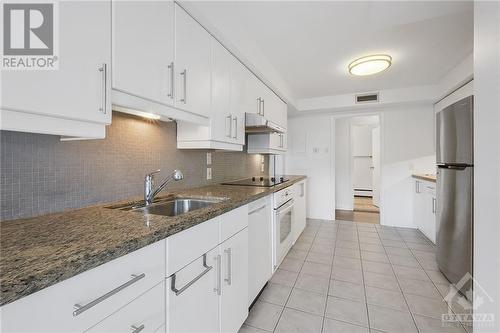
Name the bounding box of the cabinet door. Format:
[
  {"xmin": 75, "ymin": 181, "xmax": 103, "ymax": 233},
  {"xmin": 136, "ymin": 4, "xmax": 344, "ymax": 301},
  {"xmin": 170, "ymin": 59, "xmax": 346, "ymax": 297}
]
[
  {"xmin": 166, "ymin": 247, "xmax": 219, "ymax": 333},
  {"xmin": 240, "ymin": 69, "xmax": 265, "ymax": 116},
  {"xmin": 211, "ymin": 39, "xmax": 232, "ymax": 143},
  {"xmin": 229, "ymin": 58, "xmax": 246, "ymax": 145},
  {"xmin": 248, "ymin": 197, "xmax": 273, "ymax": 305},
  {"xmin": 174, "ymin": 4, "xmax": 211, "ymax": 117},
  {"xmin": 263, "ymin": 89, "xmax": 287, "ymax": 129},
  {"xmin": 424, "ymin": 185, "xmax": 437, "ymax": 244},
  {"xmin": 86, "ymin": 282, "xmax": 164, "ymax": 333},
  {"xmin": 413, "ymin": 180, "xmax": 425, "ymax": 231},
  {"xmin": 1, "ymin": 1, "xmax": 111, "ymax": 125},
  {"xmin": 112, "ymin": 0, "xmax": 174, "ymax": 106},
  {"xmin": 293, "ymin": 181, "xmax": 307, "ymax": 243},
  {"xmin": 220, "ymin": 229, "xmax": 248, "ymax": 333}
]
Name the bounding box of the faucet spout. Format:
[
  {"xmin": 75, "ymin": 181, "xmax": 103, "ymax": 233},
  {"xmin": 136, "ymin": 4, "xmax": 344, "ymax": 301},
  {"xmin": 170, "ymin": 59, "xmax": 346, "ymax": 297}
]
[{"xmin": 144, "ymin": 169, "xmax": 184, "ymax": 206}]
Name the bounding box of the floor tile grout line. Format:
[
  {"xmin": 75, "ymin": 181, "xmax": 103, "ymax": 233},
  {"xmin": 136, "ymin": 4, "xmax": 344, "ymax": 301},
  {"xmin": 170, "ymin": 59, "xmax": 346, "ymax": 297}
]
[
  {"xmin": 386, "ymin": 227, "xmax": 425, "ymax": 333},
  {"xmin": 356, "ymin": 222, "xmax": 373, "ymax": 331},
  {"xmin": 321, "ymin": 220, "xmax": 339, "ymax": 333},
  {"xmin": 396, "ymin": 228, "xmax": 470, "ymax": 332},
  {"xmin": 271, "ymin": 221, "xmax": 320, "ymax": 332}
]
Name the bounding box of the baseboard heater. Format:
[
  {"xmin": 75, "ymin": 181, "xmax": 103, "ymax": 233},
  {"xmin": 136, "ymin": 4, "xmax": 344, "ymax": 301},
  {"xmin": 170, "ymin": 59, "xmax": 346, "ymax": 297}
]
[{"xmin": 354, "ymin": 189, "xmax": 373, "ymax": 197}]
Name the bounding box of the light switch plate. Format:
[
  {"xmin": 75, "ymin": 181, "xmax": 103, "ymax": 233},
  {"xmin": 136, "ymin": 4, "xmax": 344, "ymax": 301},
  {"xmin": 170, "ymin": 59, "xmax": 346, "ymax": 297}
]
[
  {"xmin": 207, "ymin": 168, "xmax": 212, "ymax": 180},
  {"xmin": 207, "ymin": 152, "xmax": 212, "ymax": 165}
]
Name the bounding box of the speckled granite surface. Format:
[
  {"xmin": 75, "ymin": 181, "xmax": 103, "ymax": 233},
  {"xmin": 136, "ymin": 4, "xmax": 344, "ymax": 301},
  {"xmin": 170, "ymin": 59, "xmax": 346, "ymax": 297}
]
[
  {"xmin": 0, "ymin": 176, "xmax": 306, "ymax": 306},
  {"xmin": 412, "ymin": 173, "xmax": 436, "ymax": 183}
]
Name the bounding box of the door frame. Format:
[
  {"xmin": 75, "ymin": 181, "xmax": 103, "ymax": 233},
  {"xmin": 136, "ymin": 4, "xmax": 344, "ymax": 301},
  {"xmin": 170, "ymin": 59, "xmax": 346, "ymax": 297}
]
[{"xmin": 331, "ymin": 112, "xmax": 384, "ymax": 224}]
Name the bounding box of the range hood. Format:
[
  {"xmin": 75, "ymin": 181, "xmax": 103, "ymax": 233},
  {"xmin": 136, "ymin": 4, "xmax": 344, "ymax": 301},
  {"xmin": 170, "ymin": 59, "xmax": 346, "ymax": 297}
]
[{"xmin": 245, "ymin": 113, "xmax": 285, "ymax": 134}]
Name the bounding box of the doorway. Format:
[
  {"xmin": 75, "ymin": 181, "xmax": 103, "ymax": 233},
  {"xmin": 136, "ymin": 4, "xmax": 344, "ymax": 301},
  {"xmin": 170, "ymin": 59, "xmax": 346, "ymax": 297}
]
[{"xmin": 334, "ymin": 115, "xmax": 381, "ymax": 223}]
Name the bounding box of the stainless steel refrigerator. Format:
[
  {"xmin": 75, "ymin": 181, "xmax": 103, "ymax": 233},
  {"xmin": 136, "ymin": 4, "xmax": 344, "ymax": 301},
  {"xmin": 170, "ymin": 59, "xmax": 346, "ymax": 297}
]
[{"xmin": 436, "ymin": 95, "xmax": 473, "ymax": 297}]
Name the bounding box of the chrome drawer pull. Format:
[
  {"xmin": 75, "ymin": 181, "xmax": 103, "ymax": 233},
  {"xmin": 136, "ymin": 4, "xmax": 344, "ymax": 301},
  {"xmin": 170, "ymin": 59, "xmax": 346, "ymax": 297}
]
[
  {"xmin": 73, "ymin": 273, "xmax": 145, "ymax": 317},
  {"xmin": 167, "ymin": 62, "xmax": 174, "ymax": 99},
  {"xmin": 171, "ymin": 253, "xmax": 212, "ymax": 296},
  {"xmin": 98, "ymin": 63, "xmax": 107, "ymax": 114},
  {"xmin": 131, "ymin": 324, "xmax": 145, "ymax": 333},
  {"xmin": 224, "ymin": 248, "xmax": 232, "ymax": 285},
  {"xmin": 180, "ymin": 69, "xmax": 187, "ymax": 104}
]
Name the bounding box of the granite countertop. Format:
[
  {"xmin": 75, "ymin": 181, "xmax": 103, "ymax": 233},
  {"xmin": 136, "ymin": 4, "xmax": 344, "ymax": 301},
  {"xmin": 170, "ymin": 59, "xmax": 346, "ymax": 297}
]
[
  {"xmin": 412, "ymin": 173, "xmax": 436, "ymax": 183},
  {"xmin": 0, "ymin": 175, "xmax": 306, "ymax": 306}
]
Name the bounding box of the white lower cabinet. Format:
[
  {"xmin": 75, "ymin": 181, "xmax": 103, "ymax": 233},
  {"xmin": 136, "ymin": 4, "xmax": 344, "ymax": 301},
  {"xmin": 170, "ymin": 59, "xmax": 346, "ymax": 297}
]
[
  {"xmin": 413, "ymin": 179, "xmax": 437, "ymax": 243},
  {"xmin": 166, "ymin": 228, "xmax": 249, "ymax": 333},
  {"xmin": 86, "ymin": 282, "xmax": 165, "ymax": 333},
  {"xmin": 292, "ymin": 180, "xmax": 307, "ymax": 243},
  {"xmin": 220, "ymin": 229, "xmax": 248, "ymax": 333},
  {"xmin": 247, "ymin": 196, "xmax": 273, "ymax": 305},
  {"xmin": 166, "ymin": 247, "xmax": 220, "ymax": 333}
]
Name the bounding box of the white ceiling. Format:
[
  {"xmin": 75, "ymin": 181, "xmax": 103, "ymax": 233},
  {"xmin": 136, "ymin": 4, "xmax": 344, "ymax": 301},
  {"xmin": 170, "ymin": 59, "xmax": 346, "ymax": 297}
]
[{"xmin": 188, "ymin": 1, "xmax": 473, "ymax": 100}]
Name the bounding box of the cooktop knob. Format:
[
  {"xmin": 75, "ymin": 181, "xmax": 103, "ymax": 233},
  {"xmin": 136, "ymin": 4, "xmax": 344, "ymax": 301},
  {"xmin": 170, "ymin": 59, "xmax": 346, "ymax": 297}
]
[
  {"xmin": 260, "ymin": 176, "xmax": 264, "ymax": 181},
  {"xmin": 252, "ymin": 177, "xmax": 256, "ymax": 181},
  {"xmin": 271, "ymin": 177, "xmax": 275, "ymax": 182},
  {"xmin": 280, "ymin": 177, "xmax": 284, "ymax": 182}
]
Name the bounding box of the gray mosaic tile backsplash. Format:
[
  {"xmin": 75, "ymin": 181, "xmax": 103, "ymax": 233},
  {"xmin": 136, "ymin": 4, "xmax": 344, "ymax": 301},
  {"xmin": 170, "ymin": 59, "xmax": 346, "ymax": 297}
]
[{"xmin": 0, "ymin": 112, "xmax": 267, "ymax": 221}]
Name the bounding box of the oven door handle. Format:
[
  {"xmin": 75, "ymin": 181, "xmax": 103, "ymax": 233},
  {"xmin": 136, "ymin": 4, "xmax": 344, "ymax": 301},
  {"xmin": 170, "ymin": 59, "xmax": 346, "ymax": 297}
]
[{"xmin": 276, "ymin": 198, "xmax": 294, "ymax": 213}]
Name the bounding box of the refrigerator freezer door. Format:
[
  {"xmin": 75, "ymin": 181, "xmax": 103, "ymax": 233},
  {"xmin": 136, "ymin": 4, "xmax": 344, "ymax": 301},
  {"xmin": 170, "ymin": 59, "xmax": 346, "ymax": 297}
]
[
  {"xmin": 436, "ymin": 96, "xmax": 473, "ymax": 165},
  {"xmin": 436, "ymin": 165, "xmax": 473, "ymax": 295}
]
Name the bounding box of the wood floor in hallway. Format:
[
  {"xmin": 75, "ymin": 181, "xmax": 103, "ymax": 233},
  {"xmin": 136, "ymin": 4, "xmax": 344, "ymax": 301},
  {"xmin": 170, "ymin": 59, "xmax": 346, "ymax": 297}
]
[{"xmin": 336, "ymin": 196, "xmax": 380, "ymax": 224}]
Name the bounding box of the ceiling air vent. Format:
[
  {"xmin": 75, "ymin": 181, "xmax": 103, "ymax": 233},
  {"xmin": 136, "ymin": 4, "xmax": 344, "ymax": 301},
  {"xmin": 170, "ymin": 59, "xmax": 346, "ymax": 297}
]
[{"xmin": 355, "ymin": 92, "xmax": 379, "ymax": 103}]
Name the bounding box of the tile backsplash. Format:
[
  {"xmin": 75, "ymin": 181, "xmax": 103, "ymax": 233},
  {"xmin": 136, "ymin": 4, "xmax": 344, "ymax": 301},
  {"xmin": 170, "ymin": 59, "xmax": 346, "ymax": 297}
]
[{"xmin": 0, "ymin": 112, "xmax": 267, "ymax": 221}]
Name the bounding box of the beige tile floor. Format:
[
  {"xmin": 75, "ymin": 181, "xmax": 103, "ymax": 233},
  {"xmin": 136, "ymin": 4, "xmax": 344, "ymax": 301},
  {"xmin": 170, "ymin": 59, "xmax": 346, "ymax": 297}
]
[{"xmin": 240, "ymin": 219, "xmax": 472, "ymax": 333}]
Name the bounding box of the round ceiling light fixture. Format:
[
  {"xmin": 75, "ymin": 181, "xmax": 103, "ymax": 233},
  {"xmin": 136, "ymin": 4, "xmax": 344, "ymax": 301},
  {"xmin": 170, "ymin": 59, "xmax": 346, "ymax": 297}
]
[{"xmin": 348, "ymin": 54, "xmax": 392, "ymax": 76}]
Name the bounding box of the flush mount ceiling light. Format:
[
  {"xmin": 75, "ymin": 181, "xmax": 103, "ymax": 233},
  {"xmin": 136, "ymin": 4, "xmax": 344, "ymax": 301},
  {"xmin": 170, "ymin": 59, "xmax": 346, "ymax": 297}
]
[{"xmin": 348, "ymin": 54, "xmax": 392, "ymax": 76}]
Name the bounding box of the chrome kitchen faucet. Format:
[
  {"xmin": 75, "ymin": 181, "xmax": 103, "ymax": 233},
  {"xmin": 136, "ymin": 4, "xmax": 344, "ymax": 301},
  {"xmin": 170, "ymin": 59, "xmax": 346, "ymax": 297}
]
[{"xmin": 144, "ymin": 169, "xmax": 184, "ymax": 206}]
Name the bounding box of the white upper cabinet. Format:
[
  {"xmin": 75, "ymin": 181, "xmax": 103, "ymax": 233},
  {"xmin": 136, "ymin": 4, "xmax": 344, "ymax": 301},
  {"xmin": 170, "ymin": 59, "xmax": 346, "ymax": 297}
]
[
  {"xmin": 112, "ymin": 0, "xmax": 174, "ymax": 106},
  {"xmin": 176, "ymin": 38, "xmax": 244, "ymax": 151},
  {"xmin": 211, "ymin": 39, "xmax": 233, "ymax": 143},
  {"xmin": 174, "ymin": 4, "xmax": 211, "ymax": 117},
  {"xmin": 261, "ymin": 86, "xmax": 287, "ymax": 130},
  {"xmin": 1, "ymin": 0, "xmax": 111, "ymax": 138}
]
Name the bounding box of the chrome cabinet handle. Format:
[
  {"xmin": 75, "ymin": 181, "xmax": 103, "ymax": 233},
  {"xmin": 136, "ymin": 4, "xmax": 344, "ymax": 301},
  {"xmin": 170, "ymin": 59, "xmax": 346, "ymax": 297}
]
[
  {"xmin": 131, "ymin": 324, "xmax": 145, "ymax": 333},
  {"xmin": 73, "ymin": 273, "xmax": 145, "ymax": 317},
  {"xmin": 232, "ymin": 116, "xmax": 237, "ymax": 139},
  {"xmin": 261, "ymin": 98, "xmax": 265, "ymax": 116},
  {"xmin": 432, "ymin": 197, "xmax": 436, "ymax": 213},
  {"xmin": 415, "ymin": 181, "xmax": 420, "ymax": 193},
  {"xmin": 226, "ymin": 115, "xmax": 232, "ymax": 138},
  {"xmin": 257, "ymin": 98, "xmax": 262, "ymax": 115},
  {"xmin": 98, "ymin": 63, "xmax": 107, "ymax": 114},
  {"xmin": 214, "ymin": 254, "xmax": 222, "ymax": 295},
  {"xmin": 224, "ymin": 248, "xmax": 232, "ymax": 285},
  {"xmin": 170, "ymin": 253, "xmax": 212, "ymax": 296},
  {"xmin": 180, "ymin": 69, "xmax": 187, "ymax": 104},
  {"xmin": 300, "ymin": 183, "xmax": 305, "ymax": 197},
  {"xmin": 167, "ymin": 62, "xmax": 174, "ymax": 99}
]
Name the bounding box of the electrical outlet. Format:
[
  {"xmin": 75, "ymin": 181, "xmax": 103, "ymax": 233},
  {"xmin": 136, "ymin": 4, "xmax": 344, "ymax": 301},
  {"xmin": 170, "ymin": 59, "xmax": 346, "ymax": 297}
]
[
  {"xmin": 206, "ymin": 152, "xmax": 212, "ymax": 165},
  {"xmin": 206, "ymin": 167, "xmax": 212, "ymax": 180}
]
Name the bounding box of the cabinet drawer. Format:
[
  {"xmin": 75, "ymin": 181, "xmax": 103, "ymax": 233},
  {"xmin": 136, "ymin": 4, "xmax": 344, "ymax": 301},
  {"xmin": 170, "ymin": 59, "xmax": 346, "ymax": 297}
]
[
  {"xmin": 86, "ymin": 282, "xmax": 165, "ymax": 333},
  {"xmin": 220, "ymin": 205, "xmax": 248, "ymax": 242},
  {"xmin": 166, "ymin": 217, "xmax": 219, "ymax": 276},
  {"xmin": 0, "ymin": 240, "xmax": 165, "ymax": 332}
]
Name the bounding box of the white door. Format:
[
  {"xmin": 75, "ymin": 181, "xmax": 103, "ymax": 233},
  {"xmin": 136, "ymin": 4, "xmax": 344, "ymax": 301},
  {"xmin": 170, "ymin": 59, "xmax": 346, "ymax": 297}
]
[
  {"xmin": 211, "ymin": 39, "xmax": 232, "ymax": 143},
  {"xmin": 220, "ymin": 229, "xmax": 248, "ymax": 333},
  {"xmin": 174, "ymin": 4, "xmax": 211, "ymax": 117},
  {"xmin": 166, "ymin": 248, "xmax": 219, "ymax": 333},
  {"xmin": 1, "ymin": 1, "xmax": 111, "ymax": 124},
  {"xmin": 372, "ymin": 127, "xmax": 381, "ymax": 207},
  {"xmin": 112, "ymin": 0, "xmax": 174, "ymax": 106}
]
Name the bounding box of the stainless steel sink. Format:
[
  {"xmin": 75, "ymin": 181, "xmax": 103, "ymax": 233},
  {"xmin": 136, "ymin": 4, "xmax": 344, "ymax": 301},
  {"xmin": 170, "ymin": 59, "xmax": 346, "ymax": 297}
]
[{"xmin": 108, "ymin": 198, "xmax": 225, "ymax": 217}]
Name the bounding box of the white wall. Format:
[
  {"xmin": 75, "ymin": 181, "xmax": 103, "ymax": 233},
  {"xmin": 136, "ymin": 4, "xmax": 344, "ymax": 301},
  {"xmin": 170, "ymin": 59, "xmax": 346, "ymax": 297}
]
[
  {"xmin": 284, "ymin": 115, "xmax": 334, "ymax": 220},
  {"xmin": 474, "ymin": 2, "xmax": 500, "ymax": 331},
  {"xmin": 335, "ymin": 117, "xmax": 352, "ymax": 210},
  {"xmin": 380, "ymin": 106, "xmax": 435, "ymax": 228}
]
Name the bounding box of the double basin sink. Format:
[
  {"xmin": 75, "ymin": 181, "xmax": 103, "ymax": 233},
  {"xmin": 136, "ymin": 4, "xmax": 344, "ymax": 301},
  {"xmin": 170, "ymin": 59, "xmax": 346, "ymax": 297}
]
[{"xmin": 107, "ymin": 197, "xmax": 226, "ymax": 217}]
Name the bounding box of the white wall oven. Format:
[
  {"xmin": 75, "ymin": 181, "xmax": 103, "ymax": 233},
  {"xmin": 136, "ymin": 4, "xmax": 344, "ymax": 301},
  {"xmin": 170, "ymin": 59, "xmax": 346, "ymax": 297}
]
[{"xmin": 272, "ymin": 187, "xmax": 295, "ymax": 271}]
